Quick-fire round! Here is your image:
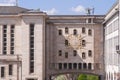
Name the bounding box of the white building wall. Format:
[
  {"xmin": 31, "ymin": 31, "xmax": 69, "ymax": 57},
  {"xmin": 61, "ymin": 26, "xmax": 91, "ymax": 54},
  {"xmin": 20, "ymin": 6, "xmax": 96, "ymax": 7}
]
[{"xmin": 105, "ymin": 15, "xmax": 119, "ymax": 80}]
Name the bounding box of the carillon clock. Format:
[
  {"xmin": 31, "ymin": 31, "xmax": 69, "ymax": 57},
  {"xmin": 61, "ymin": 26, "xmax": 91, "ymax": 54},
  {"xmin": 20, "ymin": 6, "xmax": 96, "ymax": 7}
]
[{"xmin": 66, "ymin": 34, "xmax": 88, "ymax": 50}]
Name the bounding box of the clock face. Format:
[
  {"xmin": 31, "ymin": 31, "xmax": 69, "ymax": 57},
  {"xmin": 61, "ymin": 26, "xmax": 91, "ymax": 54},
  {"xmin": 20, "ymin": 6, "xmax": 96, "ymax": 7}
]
[{"xmin": 66, "ymin": 34, "xmax": 86, "ymax": 50}]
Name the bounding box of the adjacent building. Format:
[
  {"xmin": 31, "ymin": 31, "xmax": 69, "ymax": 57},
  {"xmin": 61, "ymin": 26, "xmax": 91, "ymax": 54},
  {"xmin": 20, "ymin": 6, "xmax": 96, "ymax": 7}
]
[{"xmin": 104, "ymin": 1, "xmax": 120, "ymax": 80}]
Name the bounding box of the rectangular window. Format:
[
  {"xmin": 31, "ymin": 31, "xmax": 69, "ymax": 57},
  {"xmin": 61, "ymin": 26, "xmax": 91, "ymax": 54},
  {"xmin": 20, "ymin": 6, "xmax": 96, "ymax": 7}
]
[
  {"xmin": 3, "ymin": 25, "xmax": 7, "ymax": 55},
  {"xmin": 29, "ymin": 24, "xmax": 35, "ymax": 73},
  {"xmin": 10, "ymin": 25, "xmax": 15, "ymax": 55},
  {"xmin": 9, "ymin": 64, "xmax": 13, "ymax": 75},
  {"xmin": 1, "ymin": 67, "xmax": 5, "ymax": 78},
  {"xmin": 30, "ymin": 61, "xmax": 34, "ymax": 73},
  {"xmin": 65, "ymin": 52, "xmax": 68, "ymax": 58}
]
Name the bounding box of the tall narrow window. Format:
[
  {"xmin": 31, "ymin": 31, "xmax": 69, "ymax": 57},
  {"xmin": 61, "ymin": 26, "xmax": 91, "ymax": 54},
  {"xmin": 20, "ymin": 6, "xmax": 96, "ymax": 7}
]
[
  {"xmin": 65, "ymin": 27, "xmax": 68, "ymax": 34},
  {"xmin": 88, "ymin": 63, "xmax": 92, "ymax": 70},
  {"xmin": 88, "ymin": 50, "xmax": 92, "ymax": 57},
  {"xmin": 73, "ymin": 29, "xmax": 77, "ymax": 35},
  {"xmin": 9, "ymin": 64, "xmax": 13, "ymax": 75},
  {"xmin": 78, "ymin": 63, "xmax": 82, "ymax": 69},
  {"xmin": 1, "ymin": 67, "xmax": 5, "ymax": 78},
  {"xmin": 63, "ymin": 63, "xmax": 67, "ymax": 69},
  {"xmin": 58, "ymin": 29, "xmax": 62, "ymax": 35},
  {"xmin": 29, "ymin": 24, "xmax": 35, "ymax": 73},
  {"xmin": 58, "ymin": 63, "xmax": 62, "ymax": 70},
  {"xmin": 82, "ymin": 27, "xmax": 85, "ymax": 33},
  {"xmin": 83, "ymin": 63, "xmax": 87, "ymax": 69},
  {"xmin": 82, "ymin": 40, "xmax": 86, "ymax": 47},
  {"xmin": 68, "ymin": 63, "xmax": 72, "ymax": 69},
  {"xmin": 10, "ymin": 25, "xmax": 15, "ymax": 54},
  {"xmin": 3, "ymin": 25, "xmax": 7, "ymax": 55},
  {"xmin": 73, "ymin": 50, "xmax": 77, "ymax": 56},
  {"xmin": 88, "ymin": 18, "xmax": 92, "ymax": 23},
  {"xmin": 82, "ymin": 52, "xmax": 86, "ymax": 59},
  {"xmin": 65, "ymin": 40, "xmax": 69, "ymax": 46},
  {"xmin": 73, "ymin": 63, "xmax": 77, "ymax": 69},
  {"xmin": 58, "ymin": 50, "xmax": 62, "ymax": 56},
  {"xmin": 65, "ymin": 52, "xmax": 68, "ymax": 58},
  {"xmin": 88, "ymin": 29, "xmax": 92, "ymax": 36}
]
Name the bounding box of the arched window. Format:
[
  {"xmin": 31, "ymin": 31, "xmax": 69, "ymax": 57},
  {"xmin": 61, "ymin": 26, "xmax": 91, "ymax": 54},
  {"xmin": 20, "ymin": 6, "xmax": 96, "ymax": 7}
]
[
  {"xmin": 63, "ymin": 63, "xmax": 67, "ymax": 69},
  {"xmin": 88, "ymin": 29, "xmax": 92, "ymax": 36},
  {"xmin": 73, "ymin": 63, "xmax": 77, "ymax": 69},
  {"xmin": 88, "ymin": 50, "xmax": 92, "ymax": 57},
  {"xmin": 65, "ymin": 27, "xmax": 68, "ymax": 34},
  {"xmin": 58, "ymin": 50, "xmax": 62, "ymax": 56},
  {"xmin": 78, "ymin": 63, "xmax": 82, "ymax": 69},
  {"xmin": 58, "ymin": 63, "xmax": 62, "ymax": 70},
  {"xmin": 83, "ymin": 63, "xmax": 87, "ymax": 69},
  {"xmin": 73, "ymin": 50, "xmax": 77, "ymax": 56},
  {"xmin": 58, "ymin": 29, "xmax": 62, "ymax": 35},
  {"xmin": 82, "ymin": 27, "xmax": 86, "ymax": 33},
  {"xmin": 82, "ymin": 52, "xmax": 86, "ymax": 59},
  {"xmin": 65, "ymin": 52, "xmax": 68, "ymax": 58},
  {"xmin": 65, "ymin": 40, "xmax": 69, "ymax": 46},
  {"xmin": 88, "ymin": 63, "xmax": 92, "ymax": 70},
  {"xmin": 68, "ymin": 63, "xmax": 72, "ymax": 69},
  {"xmin": 82, "ymin": 40, "xmax": 86, "ymax": 47},
  {"xmin": 73, "ymin": 29, "xmax": 77, "ymax": 35}
]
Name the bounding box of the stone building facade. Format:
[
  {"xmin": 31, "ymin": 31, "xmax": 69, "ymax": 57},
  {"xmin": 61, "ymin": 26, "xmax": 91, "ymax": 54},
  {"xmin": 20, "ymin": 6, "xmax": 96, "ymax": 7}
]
[
  {"xmin": 0, "ymin": 1, "xmax": 119, "ymax": 80},
  {"xmin": 45, "ymin": 15, "xmax": 104, "ymax": 80}
]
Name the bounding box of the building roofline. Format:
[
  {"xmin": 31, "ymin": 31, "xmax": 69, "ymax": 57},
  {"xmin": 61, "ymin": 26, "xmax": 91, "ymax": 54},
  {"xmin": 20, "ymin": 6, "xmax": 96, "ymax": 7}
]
[
  {"xmin": 105, "ymin": 0, "xmax": 118, "ymax": 16},
  {"xmin": 48, "ymin": 15, "xmax": 105, "ymax": 17}
]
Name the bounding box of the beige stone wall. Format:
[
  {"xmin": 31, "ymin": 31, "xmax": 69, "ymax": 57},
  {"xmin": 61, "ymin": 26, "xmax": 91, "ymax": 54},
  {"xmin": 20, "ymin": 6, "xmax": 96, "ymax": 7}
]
[
  {"xmin": 0, "ymin": 14, "xmax": 46, "ymax": 80},
  {"xmin": 46, "ymin": 16, "xmax": 104, "ymax": 77}
]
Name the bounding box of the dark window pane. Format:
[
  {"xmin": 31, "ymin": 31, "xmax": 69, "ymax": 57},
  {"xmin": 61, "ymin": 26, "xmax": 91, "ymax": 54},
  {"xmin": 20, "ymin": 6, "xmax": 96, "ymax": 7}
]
[
  {"xmin": 65, "ymin": 40, "xmax": 69, "ymax": 46},
  {"xmin": 58, "ymin": 63, "xmax": 62, "ymax": 70},
  {"xmin": 3, "ymin": 43, "xmax": 7, "ymax": 46},
  {"xmin": 3, "ymin": 38, "xmax": 7, "ymax": 41},
  {"xmin": 88, "ymin": 63, "xmax": 92, "ymax": 70},
  {"xmin": 65, "ymin": 27, "xmax": 68, "ymax": 34},
  {"xmin": 82, "ymin": 40, "xmax": 86, "ymax": 47},
  {"xmin": 63, "ymin": 63, "xmax": 67, "ymax": 69},
  {"xmin": 68, "ymin": 63, "xmax": 72, "ymax": 69},
  {"xmin": 11, "ymin": 38, "xmax": 14, "ymax": 42},
  {"xmin": 65, "ymin": 52, "xmax": 68, "ymax": 58},
  {"xmin": 9, "ymin": 64, "xmax": 13, "ymax": 75},
  {"xmin": 83, "ymin": 63, "xmax": 87, "ymax": 69},
  {"xmin": 78, "ymin": 63, "xmax": 82, "ymax": 69},
  {"xmin": 88, "ymin": 18, "xmax": 91, "ymax": 23},
  {"xmin": 82, "ymin": 27, "xmax": 86, "ymax": 33},
  {"xmin": 11, "ymin": 34, "xmax": 14, "ymax": 37},
  {"xmin": 88, "ymin": 50, "xmax": 92, "ymax": 57},
  {"xmin": 3, "ymin": 30, "xmax": 7, "ymax": 33},
  {"xmin": 73, "ymin": 29, "xmax": 77, "ymax": 35},
  {"xmin": 30, "ymin": 61, "xmax": 34, "ymax": 73},
  {"xmin": 58, "ymin": 30, "xmax": 62, "ymax": 35},
  {"xmin": 58, "ymin": 50, "xmax": 62, "ymax": 56},
  {"xmin": 11, "ymin": 25, "xmax": 15, "ymax": 29},
  {"xmin": 88, "ymin": 29, "xmax": 92, "ymax": 36},
  {"xmin": 3, "ymin": 25, "xmax": 7, "ymax": 28},
  {"xmin": 73, "ymin": 50, "xmax": 77, "ymax": 56},
  {"xmin": 3, "ymin": 34, "xmax": 6, "ymax": 37},
  {"xmin": 3, "ymin": 51, "xmax": 7, "ymax": 55},
  {"xmin": 1, "ymin": 67, "xmax": 5, "ymax": 78},
  {"xmin": 82, "ymin": 52, "xmax": 86, "ymax": 59},
  {"xmin": 73, "ymin": 63, "xmax": 77, "ymax": 69}
]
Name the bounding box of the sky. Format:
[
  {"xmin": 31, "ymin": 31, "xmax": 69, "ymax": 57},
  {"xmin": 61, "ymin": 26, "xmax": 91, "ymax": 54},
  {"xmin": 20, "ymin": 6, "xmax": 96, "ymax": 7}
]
[{"xmin": 0, "ymin": 0, "xmax": 117, "ymax": 15}]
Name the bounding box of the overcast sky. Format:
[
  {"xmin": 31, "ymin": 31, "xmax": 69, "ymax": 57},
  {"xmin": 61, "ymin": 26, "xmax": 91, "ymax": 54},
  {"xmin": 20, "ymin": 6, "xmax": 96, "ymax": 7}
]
[{"xmin": 0, "ymin": 0, "xmax": 117, "ymax": 15}]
